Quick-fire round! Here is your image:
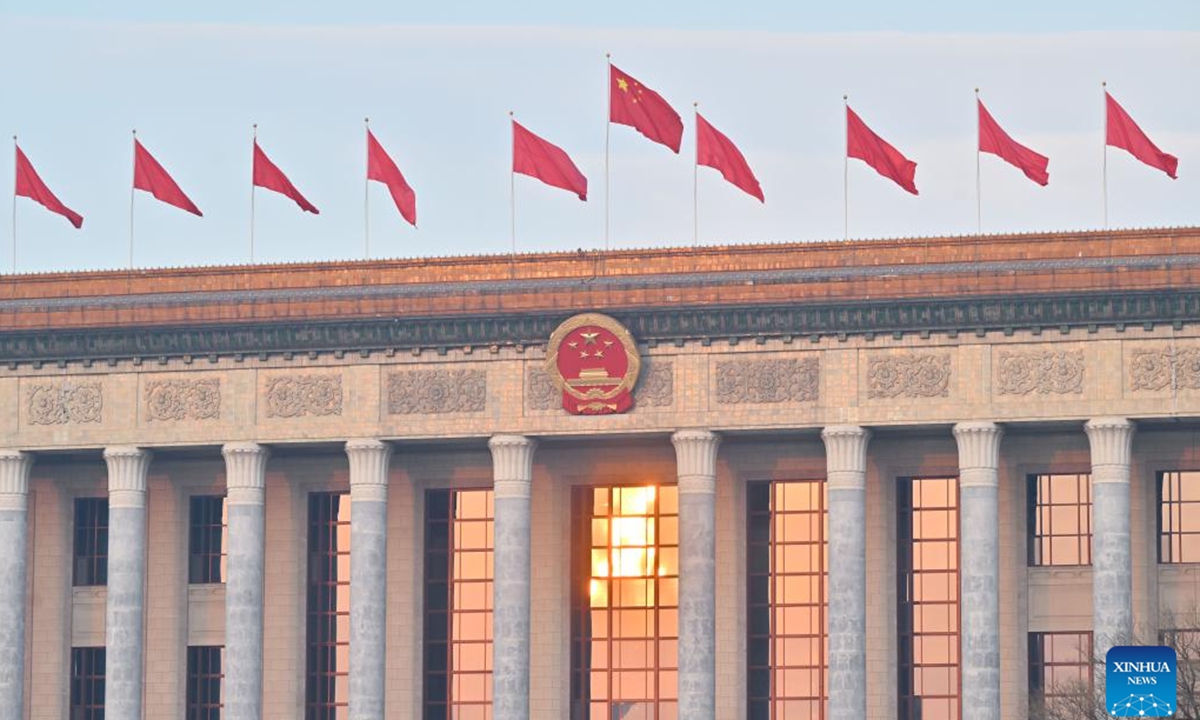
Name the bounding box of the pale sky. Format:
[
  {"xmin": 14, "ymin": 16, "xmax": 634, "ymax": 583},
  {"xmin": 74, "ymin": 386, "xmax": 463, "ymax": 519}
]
[{"xmin": 1, "ymin": 2, "xmax": 1198, "ymax": 273}]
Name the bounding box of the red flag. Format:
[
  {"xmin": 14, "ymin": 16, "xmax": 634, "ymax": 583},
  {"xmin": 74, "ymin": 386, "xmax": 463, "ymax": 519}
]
[
  {"xmin": 1106, "ymin": 92, "xmax": 1178, "ymax": 179},
  {"xmin": 512, "ymin": 120, "xmax": 587, "ymax": 201},
  {"xmin": 978, "ymin": 100, "xmax": 1049, "ymax": 186},
  {"xmin": 14, "ymin": 146, "xmax": 83, "ymax": 228},
  {"xmin": 134, "ymin": 140, "xmax": 202, "ymax": 216},
  {"xmin": 696, "ymin": 113, "xmax": 763, "ymax": 202},
  {"xmin": 846, "ymin": 106, "xmax": 918, "ymax": 195},
  {"xmin": 610, "ymin": 65, "xmax": 684, "ymax": 154},
  {"xmin": 253, "ymin": 141, "xmax": 319, "ymax": 214},
  {"xmin": 367, "ymin": 130, "xmax": 416, "ymax": 227}
]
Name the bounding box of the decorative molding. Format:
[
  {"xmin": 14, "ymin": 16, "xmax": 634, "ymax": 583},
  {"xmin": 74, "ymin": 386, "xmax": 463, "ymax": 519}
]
[
  {"xmin": 144, "ymin": 379, "xmax": 221, "ymax": 421},
  {"xmin": 996, "ymin": 350, "xmax": 1084, "ymax": 395},
  {"xmin": 26, "ymin": 381, "xmax": 102, "ymax": 425},
  {"xmin": 526, "ymin": 367, "xmax": 559, "ymax": 411},
  {"xmin": 867, "ymin": 353, "xmax": 951, "ymax": 399},
  {"xmin": 1129, "ymin": 348, "xmax": 1200, "ymax": 391},
  {"xmin": 386, "ymin": 369, "xmax": 486, "ymax": 415},
  {"xmin": 715, "ymin": 357, "xmax": 818, "ymax": 404},
  {"xmin": 633, "ymin": 362, "xmax": 674, "ymax": 407},
  {"xmin": 264, "ymin": 375, "xmax": 342, "ymax": 418}
]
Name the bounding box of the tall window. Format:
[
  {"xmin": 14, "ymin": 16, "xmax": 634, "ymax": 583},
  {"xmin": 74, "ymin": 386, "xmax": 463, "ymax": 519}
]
[
  {"xmin": 70, "ymin": 647, "xmax": 106, "ymax": 720},
  {"xmin": 189, "ymin": 495, "xmax": 227, "ymax": 584},
  {"xmin": 1028, "ymin": 632, "xmax": 1092, "ymax": 714},
  {"xmin": 746, "ymin": 479, "xmax": 828, "ymax": 720},
  {"xmin": 306, "ymin": 492, "xmax": 351, "ymax": 720},
  {"xmin": 1027, "ymin": 474, "xmax": 1092, "ymax": 566},
  {"xmin": 186, "ymin": 645, "xmax": 223, "ymax": 719},
  {"xmin": 424, "ymin": 488, "xmax": 495, "ymax": 720},
  {"xmin": 73, "ymin": 498, "xmax": 108, "ymax": 587},
  {"xmin": 898, "ymin": 477, "xmax": 960, "ymax": 720},
  {"xmin": 1160, "ymin": 471, "xmax": 1200, "ymax": 563},
  {"xmin": 571, "ymin": 485, "xmax": 679, "ymax": 720}
]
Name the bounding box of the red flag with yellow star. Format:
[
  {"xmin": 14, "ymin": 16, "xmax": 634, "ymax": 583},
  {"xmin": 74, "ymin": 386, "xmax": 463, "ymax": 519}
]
[{"xmin": 610, "ymin": 64, "xmax": 683, "ymax": 153}]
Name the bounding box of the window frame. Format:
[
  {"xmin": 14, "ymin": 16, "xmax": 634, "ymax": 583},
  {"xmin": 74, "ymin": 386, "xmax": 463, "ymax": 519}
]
[
  {"xmin": 186, "ymin": 645, "xmax": 224, "ymax": 719},
  {"xmin": 304, "ymin": 491, "xmax": 352, "ymax": 719},
  {"xmin": 187, "ymin": 494, "xmax": 227, "ymax": 585},
  {"xmin": 69, "ymin": 646, "xmax": 106, "ymax": 720},
  {"xmin": 1158, "ymin": 471, "xmax": 1200, "ymax": 564},
  {"xmin": 1026, "ymin": 473, "xmax": 1093, "ymax": 567},
  {"xmin": 72, "ymin": 497, "xmax": 109, "ymax": 587}
]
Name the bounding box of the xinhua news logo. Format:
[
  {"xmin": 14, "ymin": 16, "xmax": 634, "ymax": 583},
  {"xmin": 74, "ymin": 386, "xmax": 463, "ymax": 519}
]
[{"xmin": 1106, "ymin": 645, "xmax": 1177, "ymax": 717}]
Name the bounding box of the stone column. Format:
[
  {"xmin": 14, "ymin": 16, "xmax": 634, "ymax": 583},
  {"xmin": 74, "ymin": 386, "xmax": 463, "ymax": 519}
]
[
  {"xmin": 347, "ymin": 439, "xmax": 393, "ymax": 720},
  {"xmin": 821, "ymin": 425, "xmax": 871, "ymax": 720},
  {"xmin": 0, "ymin": 451, "xmax": 32, "ymax": 720},
  {"xmin": 1086, "ymin": 417, "xmax": 1136, "ymax": 658},
  {"xmin": 672, "ymin": 429, "xmax": 721, "ymax": 720},
  {"xmin": 954, "ymin": 421, "xmax": 1004, "ymax": 720},
  {"xmin": 103, "ymin": 446, "xmax": 151, "ymax": 720},
  {"xmin": 488, "ymin": 435, "xmax": 537, "ymax": 720},
  {"xmin": 222, "ymin": 442, "xmax": 269, "ymax": 720}
]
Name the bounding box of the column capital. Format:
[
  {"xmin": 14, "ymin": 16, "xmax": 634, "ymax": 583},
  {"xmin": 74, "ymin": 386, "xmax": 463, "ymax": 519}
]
[
  {"xmin": 822, "ymin": 425, "xmax": 871, "ymax": 491},
  {"xmin": 489, "ymin": 435, "xmax": 537, "ymax": 499},
  {"xmin": 222, "ymin": 442, "xmax": 269, "ymax": 505},
  {"xmin": 1085, "ymin": 417, "xmax": 1135, "ymax": 478},
  {"xmin": 0, "ymin": 450, "xmax": 33, "ymax": 511},
  {"xmin": 672, "ymin": 429, "xmax": 720, "ymax": 495},
  {"xmin": 954, "ymin": 422, "xmax": 1003, "ymax": 488},
  {"xmin": 103, "ymin": 446, "xmax": 151, "ymax": 508},
  {"xmin": 346, "ymin": 438, "xmax": 393, "ymax": 503}
]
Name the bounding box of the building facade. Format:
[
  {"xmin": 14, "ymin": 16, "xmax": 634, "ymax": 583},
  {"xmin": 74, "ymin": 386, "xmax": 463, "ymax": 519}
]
[{"xmin": 1, "ymin": 227, "xmax": 1199, "ymax": 720}]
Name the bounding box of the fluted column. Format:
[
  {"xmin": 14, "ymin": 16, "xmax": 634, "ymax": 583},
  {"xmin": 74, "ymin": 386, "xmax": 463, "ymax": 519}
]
[
  {"xmin": 346, "ymin": 439, "xmax": 393, "ymax": 720},
  {"xmin": 103, "ymin": 446, "xmax": 151, "ymax": 720},
  {"xmin": 954, "ymin": 421, "xmax": 1003, "ymax": 720},
  {"xmin": 488, "ymin": 435, "xmax": 537, "ymax": 720},
  {"xmin": 222, "ymin": 442, "xmax": 269, "ymax": 720},
  {"xmin": 672, "ymin": 429, "xmax": 721, "ymax": 720},
  {"xmin": 1086, "ymin": 417, "xmax": 1136, "ymax": 658},
  {"xmin": 821, "ymin": 425, "xmax": 871, "ymax": 720},
  {"xmin": 0, "ymin": 451, "xmax": 33, "ymax": 720}
]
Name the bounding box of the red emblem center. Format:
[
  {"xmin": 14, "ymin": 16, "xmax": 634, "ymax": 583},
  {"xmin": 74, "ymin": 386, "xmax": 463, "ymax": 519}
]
[{"xmin": 546, "ymin": 313, "xmax": 640, "ymax": 415}]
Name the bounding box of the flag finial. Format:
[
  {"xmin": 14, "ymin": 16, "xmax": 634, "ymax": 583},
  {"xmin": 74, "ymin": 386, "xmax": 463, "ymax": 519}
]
[
  {"xmin": 364, "ymin": 117, "xmax": 370, "ymax": 124},
  {"xmin": 1102, "ymin": 80, "xmax": 1107, "ymax": 87},
  {"xmin": 974, "ymin": 87, "xmax": 980, "ymax": 94}
]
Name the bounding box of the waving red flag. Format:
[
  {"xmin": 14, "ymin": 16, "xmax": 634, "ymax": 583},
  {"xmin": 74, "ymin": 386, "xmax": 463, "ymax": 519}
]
[
  {"xmin": 847, "ymin": 106, "xmax": 918, "ymax": 195},
  {"xmin": 134, "ymin": 140, "xmax": 202, "ymax": 215},
  {"xmin": 978, "ymin": 100, "xmax": 1049, "ymax": 186},
  {"xmin": 610, "ymin": 65, "xmax": 684, "ymax": 153},
  {"xmin": 367, "ymin": 130, "xmax": 416, "ymax": 226},
  {"xmin": 1106, "ymin": 92, "xmax": 1178, "ymax": 179},
  {"xmin": 253, "ymin": 141, "xmax": 319, "ymax": 214},
  {"xmin": 14, "ymin": 146, "xmax": 83, "ymax": 228},
  {"xmin": 512, "ymin": 120, "xmax": 587, "ymax": 201},
  {"xmin": 696, "ymin": 113, "xmax": 763, "ymax": 202}
]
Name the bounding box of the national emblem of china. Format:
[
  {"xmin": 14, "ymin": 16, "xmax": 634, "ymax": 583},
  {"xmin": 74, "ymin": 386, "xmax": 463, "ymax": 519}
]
[{"xmin": 545, "ymin": 313, "xmax": 641, "ymax": 415}]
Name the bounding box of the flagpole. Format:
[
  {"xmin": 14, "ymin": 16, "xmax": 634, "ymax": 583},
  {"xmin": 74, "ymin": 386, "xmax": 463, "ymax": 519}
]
[
  {"xmin": 129, "ymin": 129, "xmax": 137, "ymax": 270},
  {"xmin": 605, "ymin": 53, "xmax": 611, "ymax": 254},
  {"xmin": 843, "ymin": 94, "xmax": 849, "ymax": 241},
  {"xmin": 364, "ymin": 117, "xmax": 371, "ymax": 260},
  {"xmin": 1102, "ymin": 81, "xmax": 1109, "ymax": 230},
  {"xmin": 250, "ymin": 124, "xmax": 257, "ymax": 263},
  {"xmin": 693, "ymin": 102, "xmax": 699, "ymax": 248},
  {"xmin": 11, "ymin": 136, "xmax": 17, "ymax": 274},
  {"xmin": 509, "ymin": 111, "xmax": 516, "ymax": 277},
  {"xmin": 975, "ymin": 89, "xmax": 982, "ymax": 235}
]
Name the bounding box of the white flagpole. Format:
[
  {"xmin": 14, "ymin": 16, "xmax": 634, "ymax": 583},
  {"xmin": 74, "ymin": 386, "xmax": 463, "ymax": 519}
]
[
  {"xmin": 975, "ymin": 89, "xmax": 982, "ymax": 235},
  {"xmin": 605, "ymin": 53, "xmax": 611, "ymax": 253},
  {"xmin": 129, "ymin": 129, "xmax": 137, "ymax": 269},
  {"xmin": 364, "ymin": 117, "xmax": 371, "ymax": 260},
  {"xmin": 11, "ymin": 135, "xmax": 17, "ymax": 274},
  {"xmin": 843, "ymin": 94, "xmax": 849, "ymax": 241},
  {"xmin": 509, "ymin": 111, "xmax": 516, "ymax": 275},
  {"xmin": 1102, "ymin": 81, "xmax": 1109, "ymax": 229},
  {"xmin": 693, "ymin": 102, "xmax": 699, "ymax": 247},
  {"xmin": 250, "ymin": 124, "xmax": 257, "ymax": 263}
]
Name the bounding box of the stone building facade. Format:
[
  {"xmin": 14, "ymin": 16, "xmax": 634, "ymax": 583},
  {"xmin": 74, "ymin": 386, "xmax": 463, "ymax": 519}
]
[{"xmin": 1, "ymin": 227, "xmax": 1199, "ymax": 720}]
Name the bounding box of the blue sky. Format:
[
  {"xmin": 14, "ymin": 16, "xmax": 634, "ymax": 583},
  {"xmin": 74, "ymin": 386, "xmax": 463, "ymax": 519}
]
[{"xmin": 1, "ymin": 2, "xmax": 1198, "ymax": 272}]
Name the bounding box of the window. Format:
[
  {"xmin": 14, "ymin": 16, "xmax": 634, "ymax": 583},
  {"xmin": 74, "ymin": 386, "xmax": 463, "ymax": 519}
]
[
  {"xmin": 73, "ymin": 498, "xmax": 108, "ymax": 587},
  {"xmin": 898, "ymin": 477, "xmax": 960, "ymax": 720},
  {"xmin": 424, "ymin": 488, "xmax": 494, "ymax": 720},
  {"xmin": 70, "ymin": 647, "xmax": 105, "ymax": 720},
  {"xmin": 186, "ymin": 646, "xmax": 223, "ymax": 719},
  {"xmin": 571, "ymin": 485, "xmax": 679, "ymax": 720},
  {"xmin": 306, "ymin": 492, "xmax": 351, "ymax": 720},
  {"xmin": 746, "ymin": 479, "xmax": 828, "ymax": 720},
  {"xmin": 1027, "ymin": 474, "xmax": 1092, "ymax": 567},
  {"xmin": 189, "ymin": 495, "xmax": 227, "ymax": 584},
  {"xmin": 1160, "ymin": 471, "xmax": 1200, "ymax": 563},
  {"xmin": 1028, "ymin": 632, "xmax": 1092, "ymax": 713},
  {"xmin": 1161, "ymin": 628, "xmax": 1200, "ymax": 712}
]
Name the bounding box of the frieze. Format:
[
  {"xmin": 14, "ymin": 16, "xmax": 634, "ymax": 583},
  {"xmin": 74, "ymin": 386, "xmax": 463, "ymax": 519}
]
[
  {"xmin": 633, "ymin": 363, "xmax": 674, "ymax": 407},
  {"xmin": 144, "ymin": 379, "xmax": 221, "ymax": 421},
  {"xmin": 26, "ymin": 381, "xmax": 103, "ymax": 425},
  {"xmin": 264, "ymin": 375, "xmax": 343, "ymax": 418},
  {"xmin": 996, "ymin": 350, "xmax": 1084, "ymax": 395},
  {"xmin": 715, "ymin": 357, "xmax": 819, "ymax": 404},
  {"xmin": 1129, "ymin": 348, "xmax": 1200, "ymax": 392},
  {"xmin": 868, "ymin": 353, "xmax": 951, "ymax": 399},
  {"xmin": 387, "ymin": 369, "xmax": 486, "ymax": 414},
  {"xmin": 526, "ymin": 367, "xmax": 558, "ymax": 411}
]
